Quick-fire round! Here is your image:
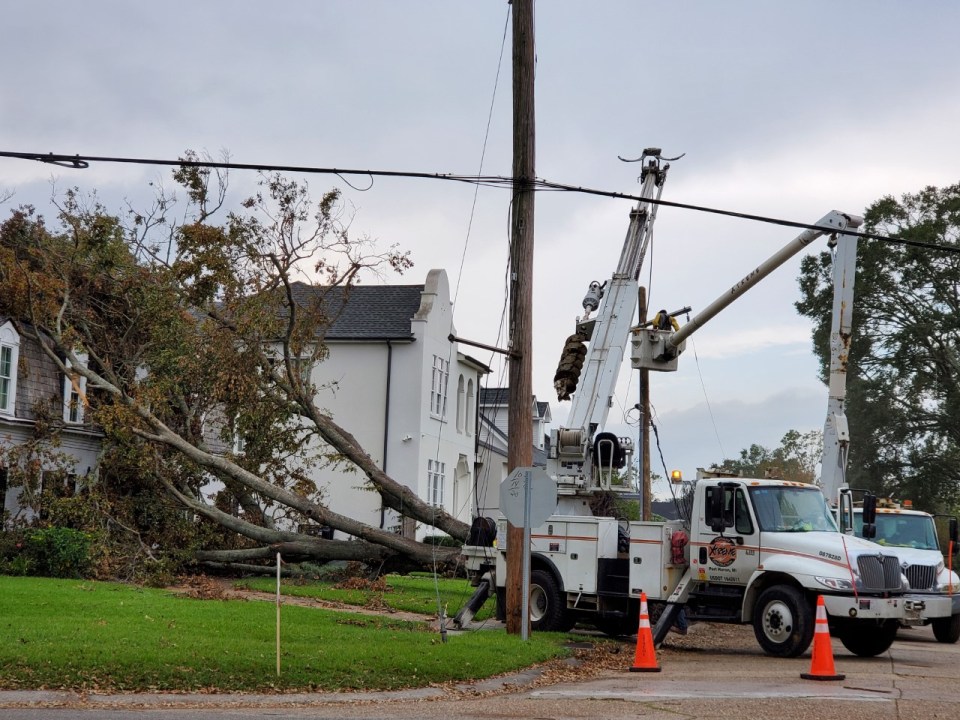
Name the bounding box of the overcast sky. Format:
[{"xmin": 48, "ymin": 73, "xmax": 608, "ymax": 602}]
[{"xmin": 3, "ymin": 2, "xmax": 960, "ymax": 498}]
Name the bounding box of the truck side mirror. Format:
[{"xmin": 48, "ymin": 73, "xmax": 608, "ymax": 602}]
[
  {"xmin": 838, "ymin": 489, "xmax": 853, "ymax": 533},
  {"xmin": 949, "ymin": 518, "xmax": 959, "ymax": 544},
  {"xmin": 862, "ymin": 522, "xmax": 877, "ymax": 540},
  {"xmin": 862, "ymin": 493, "xmax": 877, "ymax": 526},
  {"xmin": 707, "ymin": 486, "xmax": 726, "ymax": 533},
  {"xmin": 718, "ymin": 482, "xmax": 737, "ymax": 530},
  {"xmin": 706, "ymin": 483, "xmax": 739, "ymax": 533}
]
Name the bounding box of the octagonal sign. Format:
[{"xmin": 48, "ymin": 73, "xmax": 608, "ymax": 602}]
[{"xmin": 499, "ymin": 467, "xmax": 557, "ymax": 528}]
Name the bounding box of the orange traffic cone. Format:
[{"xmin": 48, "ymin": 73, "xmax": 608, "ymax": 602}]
[
  {"xmin": 801, "ymin": 595, "xmax": 845, "ymax": 681},
  {"xmin": 629, "ymin": 592, "xmax": 661, "ymax": 672}
]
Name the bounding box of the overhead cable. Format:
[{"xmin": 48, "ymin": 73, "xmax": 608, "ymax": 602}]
[{"xmin": 1, "ymin": 149, "xmax": 957, "ymax": 255}]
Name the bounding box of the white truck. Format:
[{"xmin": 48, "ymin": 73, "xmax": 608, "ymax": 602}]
[
  {"xmin": 842, "ymin": 498, "xmax": 959, "ymax": 643},
  {"xmin": 460, "ymin": 151, "xmax": 912, "ymax": 657}
]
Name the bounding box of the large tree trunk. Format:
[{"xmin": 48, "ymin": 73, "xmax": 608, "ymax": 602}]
[
  {"xmin": 302, "ymin": 406, "xmax": 471, "ymax": 541},
  {"xmin": 196, "ymin": 542, "xmax": 390, "ymax": 563}
]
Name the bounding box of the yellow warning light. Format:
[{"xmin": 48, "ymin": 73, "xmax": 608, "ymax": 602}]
[{"xmin": 670, "ymin": 470, "xmax": 683, "ymax": 483}]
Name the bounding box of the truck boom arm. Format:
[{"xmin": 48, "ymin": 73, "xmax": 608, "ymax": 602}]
[
  {"xmin": 632, "ymin": 210, "xmax": 863, "ymax": 501},
  {"xmin": 567, "ymin": 154, "xmax": 669, "ymax": 432},
  {"xmin": 668, "ymin": 211, "xmax": 859, "ymax": 348},
  {"xmin": 548, "ymin": 150, "xmax": 673, "ymax": 502}
]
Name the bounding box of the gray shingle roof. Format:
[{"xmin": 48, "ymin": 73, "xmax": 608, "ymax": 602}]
[
  {"xmin": 290, "ymin": 281, "xmax": 424, "ymax": 341},
  {"xmin": 479, "ymin": 387, "xmax": 509, "ymax": 406},
  {"xmin": 480, "ymin": 388, "xmax": 551, "ymax": 421}
]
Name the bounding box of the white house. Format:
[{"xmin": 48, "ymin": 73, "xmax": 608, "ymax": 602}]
[
  {"xmin": 473, "ymin": 387, "xmax": 552, "ymax": 520},
  {"xmin": 292, "ymin": 269, "xmax": 489, "ymax": 541},
  {"xmin": 0, "ymin": 319, "xmax": 102, "ymax": 524}
]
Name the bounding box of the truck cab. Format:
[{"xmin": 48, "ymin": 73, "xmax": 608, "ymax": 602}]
[
  {"xmin": 636, "ymin": 475, "xmax": 909, "ymax": 657},
  {"xmin": 847, "ymin": 501, "xmax": 960, "ymax": 643}
]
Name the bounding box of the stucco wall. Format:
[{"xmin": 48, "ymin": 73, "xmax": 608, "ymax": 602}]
[{"xmin": 305, "ymin": 270, "xmax": 483, "ymax": 540}]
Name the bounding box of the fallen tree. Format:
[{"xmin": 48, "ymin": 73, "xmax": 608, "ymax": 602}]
[{"xmin": 0, "ymin": 156, "xmax": 471, "ymax": 575}]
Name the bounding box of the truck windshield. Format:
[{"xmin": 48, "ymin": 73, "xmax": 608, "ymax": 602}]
[
  {"xmin": 854, "ymin": 513, "xmax": 939, "ymax": 550},
  {"xmin": 748, "ymin": 486, "xmax": 838, "ymax": 532}
]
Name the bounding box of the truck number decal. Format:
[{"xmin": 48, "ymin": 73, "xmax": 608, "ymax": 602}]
[{"xmin": 708, "ymin": 537, "xmax": 737, "ymax": 567}]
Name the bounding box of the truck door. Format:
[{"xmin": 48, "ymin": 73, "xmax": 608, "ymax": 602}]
[{"xmin": 696, "ymin": 483, "xmax": 760, "ymax": 587}]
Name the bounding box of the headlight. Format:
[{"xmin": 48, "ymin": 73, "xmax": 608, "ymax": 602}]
[
  {"xmin": 816, "ymin": 576, "xmax": 854, "ymax": 591},
  {"xmin": 937, "ymin": 570, "xmax": 960, "ymax": 593}
]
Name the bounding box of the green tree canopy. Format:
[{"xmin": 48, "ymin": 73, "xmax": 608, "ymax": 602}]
[
  {"xmin": 713, "ymin": 429, "xmax": 822, "ymax": 484},
  {"xmin": 796, "ymin": 184, "xmax": 960, "ymax": 512}
]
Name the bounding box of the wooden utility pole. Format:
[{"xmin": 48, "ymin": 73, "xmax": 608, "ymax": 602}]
[
  {"xmin": 505, "ymin": 0, "xmax": 535, "ymax": 636},
  {"xmin": 639, "ymin": 287, "xmax": 652, "ymax": 521}
]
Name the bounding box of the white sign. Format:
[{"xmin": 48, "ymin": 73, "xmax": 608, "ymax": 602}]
[{"xmin": 499, "ymin": 467, "xmax": 557, "ymax": 528}]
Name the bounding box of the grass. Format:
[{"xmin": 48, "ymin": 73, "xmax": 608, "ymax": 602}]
[
  {"xmin": 234, "ymin": 571, "xmax": 496, "ymax": 621},
  {"xmin": 0, "ymin": 575, "xmax": 568, "ymax": 693}
]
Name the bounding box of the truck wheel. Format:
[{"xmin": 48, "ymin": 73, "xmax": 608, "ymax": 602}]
[
  {"xmin": 530, "ymin": 569, "xmax": 574, "ymax": 632},
  {"xmin": 752, "ymin": 586, "xmax": 814, "ymax": 657},
  {"xmin": 932, "ymin": 613, "xmax": 960, "ymax": 644},
  {"xmin": 839, "ymin": 619, "xmax": 898, "ymax": 656}
]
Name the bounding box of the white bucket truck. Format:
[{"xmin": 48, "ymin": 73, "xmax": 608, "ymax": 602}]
[{"xmin": 460, "ymin": 151, "xmax": 910, "ymax": 657}]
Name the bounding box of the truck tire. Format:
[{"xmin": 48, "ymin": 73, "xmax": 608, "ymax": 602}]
[
  {"xmin": 839, "ymin": 619, "xmax": 898, "ymax": 656},
  {"xmin": 530, "ymin": 569, "xmax": 574, "ymax": 632},
  {"xmin": 932, "ymin": 613, "xmax": 960, "ymax": 644},
  {"xmin": 752, "ymin": 586, "xmax": 814, "ymax": 657}
]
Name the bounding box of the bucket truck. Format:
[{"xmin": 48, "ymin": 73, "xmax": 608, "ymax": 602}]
[
  {"xmin": 460, "ymin": 167, "xmax": 912, "ymax": 657},
  {"xmin": 841, "ymin": 497, "xmax": 960, "ymax": 642}
]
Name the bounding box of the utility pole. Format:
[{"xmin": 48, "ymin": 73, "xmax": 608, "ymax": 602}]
[
  {"xmin": 506, "ymin": 0, "xmax": 535, "ymax": 636},
  {"xmin": 639, "ymin": 287, "xmax": 652, "ymax": 521}
]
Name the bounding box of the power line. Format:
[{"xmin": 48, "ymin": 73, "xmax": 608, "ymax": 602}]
[{"xmin": 2, "ymin": 149, "xmax": 959, "ymax": 255}]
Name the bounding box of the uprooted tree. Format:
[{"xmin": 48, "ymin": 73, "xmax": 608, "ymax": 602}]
[{"xmin": 0, "ymin": 155, "xmax": 472, "ymax": 576}]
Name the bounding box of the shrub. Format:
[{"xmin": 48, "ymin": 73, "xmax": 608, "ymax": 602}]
[
  {"xmin": 23, "ymin": 527, "xmax": 94, "ymax": 578},
  {"xmin": 0, "ymin": 530, "xmax": 33, "ymax": 576}
]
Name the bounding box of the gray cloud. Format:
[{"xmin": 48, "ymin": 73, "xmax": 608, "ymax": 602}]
[{"xmin": 3, "ymin": 1, "xmax": 957, "ymax": 475}]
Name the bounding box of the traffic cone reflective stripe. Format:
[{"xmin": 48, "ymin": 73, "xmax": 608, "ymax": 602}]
[
  {"xmin": 629, "ymin": 592, "xmax": 661, "ymax": 673},
  {"xmin": 800, "ymin": 595, "xmax": 845, "ymax": 681}
]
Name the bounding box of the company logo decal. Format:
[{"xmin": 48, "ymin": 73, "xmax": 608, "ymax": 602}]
[{"xmin": 708, "ymin": 537, "xmax": 737, "ymax": 567}]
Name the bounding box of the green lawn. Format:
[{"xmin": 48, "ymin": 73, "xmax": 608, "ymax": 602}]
[{"xmin": 0, "ymin": 575, "xmax": 567, "ymax": 693}]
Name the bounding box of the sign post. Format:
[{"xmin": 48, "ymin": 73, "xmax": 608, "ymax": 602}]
[{"xmin": 500, "ymin": 466, "xmax": 557, "ymax": 640}]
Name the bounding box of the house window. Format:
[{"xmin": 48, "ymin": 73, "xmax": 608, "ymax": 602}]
[
  {"xmin": 268, "ymin": 355, "xmax": 313, "ymax": 387},
  {"xmin": 232, "ymin": 420, "xmax": 246, "ymax": 455},
  {"xmin": 62, "ymin": 353, "xmax": 88, "ymax": 424},
  {"xmin": 456, "ymin": 375, "xmax": 465, "ymax": 433},
  {"xmin": 428, "ymin": 459, "xmax": 445, "ymax": 508},
  {"xmin": 0, "ymin": 323, "xmax": 20, "ymax": 416},
  {"xmin": 0, "ymin": 346, "xmax": 12, "ymax": 413},
  {"xmin": 430, "ymin": 355, "xmax": 448, "ymax": 418},
  {"xmin": 466, "ymin": 379, "xmax": 475, "ymax": 436}
]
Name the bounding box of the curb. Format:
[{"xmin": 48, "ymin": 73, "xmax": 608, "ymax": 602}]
[{"xmin": 0, "ymin": 662, "xmax": 559, "ymax": 709}]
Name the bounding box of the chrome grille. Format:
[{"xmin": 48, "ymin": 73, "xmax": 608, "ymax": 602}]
[
  {"xmin": 857, "ymin": 554, "xmax": 902, "ymax": 591},
  {"xmin": 903, "ymin": 563, "xmax": 937, "ymax": 591}
]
